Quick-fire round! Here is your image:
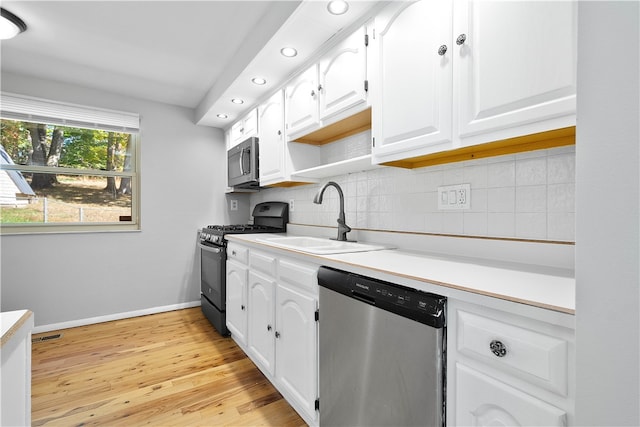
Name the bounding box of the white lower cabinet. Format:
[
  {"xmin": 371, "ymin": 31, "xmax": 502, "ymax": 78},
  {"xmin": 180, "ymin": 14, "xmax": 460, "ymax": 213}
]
[
  {"xmin": 227, "ymin": 245, "xmax": 319, "ymax": 426},
  {"xmin": 227, "ymin": 243, "xmax": 574, "ymax": 427},
  {"xmin": 247, "ymin": 270, "xmax": 276, "ymax": 375},
  {"xmin": 456, "ymin": 363, "xmax": 566, "ymax": 426},
  {"xmin": 225, "ymin": 258, "xmax": 248, "ymax": 347},
  {"xmin": 275, "ymin": 280, "xmax": 318, "ymax": 421},
  {"xmin": 447, "ymin": 300, "xmax": 574, "ymax": 426}
]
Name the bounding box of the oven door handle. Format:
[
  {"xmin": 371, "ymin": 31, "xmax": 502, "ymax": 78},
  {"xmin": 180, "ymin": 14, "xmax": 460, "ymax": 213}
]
[{"xmin": 199, "ymin": 242, "xmax": 224, "ymax": 254}]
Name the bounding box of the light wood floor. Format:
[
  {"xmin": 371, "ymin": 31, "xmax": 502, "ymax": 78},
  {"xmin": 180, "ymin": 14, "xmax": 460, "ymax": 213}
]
[{"xmin": 31, "ymin": 307, "xmax": 306, "ymax": 426}]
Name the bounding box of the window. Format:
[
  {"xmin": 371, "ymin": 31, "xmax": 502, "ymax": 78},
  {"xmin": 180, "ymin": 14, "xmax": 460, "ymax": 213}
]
[{"xmin": 0, "ymin": 93, "xmax": 140, "ymax": 233}]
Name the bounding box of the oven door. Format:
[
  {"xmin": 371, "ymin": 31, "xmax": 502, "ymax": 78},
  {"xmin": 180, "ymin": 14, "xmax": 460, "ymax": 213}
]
[{"xmin": 199, "ymin": 241, "xmax": 226, "ymax": 310}]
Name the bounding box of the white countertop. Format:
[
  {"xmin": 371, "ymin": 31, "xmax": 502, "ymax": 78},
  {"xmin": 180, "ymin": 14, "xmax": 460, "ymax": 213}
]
[
  {"xmin": 1, "ymin": 310, "xmax": 33, "ymax": 347},
  {"xmin": 227, "ymin": 233, "xmax": 575, "ymax": 314}
]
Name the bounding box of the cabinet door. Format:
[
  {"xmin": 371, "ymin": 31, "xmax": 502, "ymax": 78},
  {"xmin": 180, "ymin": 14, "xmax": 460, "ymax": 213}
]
[
  {"xmin": 372, "ymin": 0, "xmax": 453, "ymax": 163},
  {"xmin": 248, "ymin": 271, "xmax": 276, "ymax": 376},
  {"xmin": 455, "ymin": 363, "xmax": 567, "ymax": 426},
  {"xmin": 454, "ymin": 0, "xmax": 577, "ymax": 146},
  {"xmin": 319, "ymin": 26, "xmax": 367, "ymax": 120},
  {"xmin": 285, "ymin": 65, "xmax": 320, "ymax": 137},
  {"xmin": 225, "ymin": 260, "xmax": 248, "ymax": 346},
  {"xmin": 242, "ymin": 108, "xmax": 258, "ymax": 139},
  {"xmin": 275, "ymin": 283, "xmax": 318, "ymax": 421},
  {"xmin": 230, "ymin": 120, "xmax": 245, "ymax": 148},
  {"xmin": 258, "ymin": 90, "xmax": 286, "ymax": 185}
]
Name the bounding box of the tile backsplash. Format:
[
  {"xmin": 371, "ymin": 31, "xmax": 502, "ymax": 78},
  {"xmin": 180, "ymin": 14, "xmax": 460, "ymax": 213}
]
[{"xmin": 251, "ymin": 132, "xmax": 575, "ymax": 242}]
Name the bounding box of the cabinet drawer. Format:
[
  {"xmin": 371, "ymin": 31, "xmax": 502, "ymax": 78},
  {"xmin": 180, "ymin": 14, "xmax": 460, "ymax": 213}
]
[
  {"xmin": 249, "ymin": 251, "xmax": 277, "ymax": 277},
  {"xmin": 278, "ymin": 259, "xmax": 318, "ymax": 293},
  {"xmin": 456, "ymin": 309, "xmax": 568, "ymax": 396},
  {"xmin": 455, "ymin": 363, "xmax": 566, "ymax": 426},
  {"xmin": 227, "ymin": 243, "xmax": 248, "ymax": 264}
]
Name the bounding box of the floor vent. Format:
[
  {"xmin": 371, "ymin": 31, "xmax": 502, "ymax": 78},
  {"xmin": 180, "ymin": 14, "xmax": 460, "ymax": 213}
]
[{"xmin": 32, "ymin": 333, "xmax": 62, "ymax": 343}]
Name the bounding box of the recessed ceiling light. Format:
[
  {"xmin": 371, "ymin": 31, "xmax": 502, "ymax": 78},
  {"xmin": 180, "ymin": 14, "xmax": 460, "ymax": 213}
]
[
  {"xmin": 327, "ymin": 0, "xmax": 349, "ymax": 15},
  {"xmin": 231, "ymin": 98, "xmax": 244, "ymax": 105},
  {"xmin": 252, "ymin": 77, "xmax": 267, "ymax": 86},
  {"xmin": 280, "ymin": 47, "xmax": 298, "ymax": 58},
  {"xmin": 217, "ymin": 113, "xmax": 228, "ymax": 119},
  {"xmin": 0, "ymin": 8, "xmax": 27, "ymax": 40}
]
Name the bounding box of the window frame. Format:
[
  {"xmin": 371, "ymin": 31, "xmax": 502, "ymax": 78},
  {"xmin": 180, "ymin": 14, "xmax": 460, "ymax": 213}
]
[{"xmin": 0, "ymin": 93, "xmax": 141, "ymax": 234}]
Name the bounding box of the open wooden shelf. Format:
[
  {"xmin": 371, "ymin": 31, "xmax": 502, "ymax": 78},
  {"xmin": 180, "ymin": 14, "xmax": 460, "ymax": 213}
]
[
  {"xmin": 293, "ymin": 154, "xmax": 378, "ymax": 180},
  {"xmin": 381, "ymin": 126, "xmax": 576, "ymax": 169},
  {"xmin": 292, "ymin": 108, "xmax": 372, "ymax": 145}
]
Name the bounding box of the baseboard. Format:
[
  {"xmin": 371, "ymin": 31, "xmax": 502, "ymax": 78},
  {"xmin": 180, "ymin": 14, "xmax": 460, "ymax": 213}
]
[{"xmin": 32, "ymin": 301, "xmax": 201, "ymax": 334}]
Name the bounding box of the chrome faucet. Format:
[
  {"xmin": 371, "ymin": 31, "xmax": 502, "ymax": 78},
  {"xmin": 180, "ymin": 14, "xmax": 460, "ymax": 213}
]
[{"xmin": 313, "ymin": 181, "xmax": 352, "ymax": 241}]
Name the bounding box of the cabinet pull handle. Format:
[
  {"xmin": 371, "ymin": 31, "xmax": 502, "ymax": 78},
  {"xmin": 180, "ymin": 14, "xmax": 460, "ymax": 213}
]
[
  {"xmin": 489, "ymin": 340, "xmax": 507, "ymax": 357},
  {"xmin": 275, "ymin": 331, "xmax": 281, "ymax": 338},
  {"xmin": 456, "ymin": 34, "xmax": 467, "ymax": 45},
  {"xmin": 267, "ymin": 325, "xmax": 272, "ymax": 331},
  {"xmin": 437, "ymin": 45, "xmax": 448, "ymax": 56}
]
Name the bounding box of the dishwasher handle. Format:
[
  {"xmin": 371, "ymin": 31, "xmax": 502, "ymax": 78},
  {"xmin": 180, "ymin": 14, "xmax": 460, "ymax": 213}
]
[{"xmin": 351, "ymin": 291, "xmax": 376, "ymax": 306}]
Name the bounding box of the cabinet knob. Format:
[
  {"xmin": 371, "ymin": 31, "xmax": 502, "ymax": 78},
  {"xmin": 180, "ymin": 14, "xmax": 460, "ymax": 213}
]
[
  {"xmin": 489, "ymin": 340, "xmax": 507, "ymax": 357},
  {"xmin": 241, "ymin": 304, "xmax": 245, "ymax": 311},
  {"xmin": 277, "ymin": 130, "xmax": 282, "ymax": 136},
  {"xmin": 267, "ymin": 325, "xmax": 272, "ymax": 331},
  {"xmin": 437, "ymin": 45, "xmax": 448, "ymax": 56},
  {"xmin": 231, "ymin": 250, "xmax": 236, "ymax": 256},
  {"xmin": 456, "ymin": 33, "xmax": 467, "ymax": 45},
  {"xmin": 311, "ymin": 90, "xmax": 316, "ymax": 97},
  {"xmin": 318, "ymin": 84, "xmax": 323, "ymax": 92},
  {"xmin": 275, "ymin": 331, "xmax": 281, "ymax": 338}
]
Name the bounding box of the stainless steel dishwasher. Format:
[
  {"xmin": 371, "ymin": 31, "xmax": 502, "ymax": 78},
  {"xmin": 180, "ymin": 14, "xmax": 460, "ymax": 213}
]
[{"xmin": 318, "ymin": 266, "xmax": 446, "ymax": 427}]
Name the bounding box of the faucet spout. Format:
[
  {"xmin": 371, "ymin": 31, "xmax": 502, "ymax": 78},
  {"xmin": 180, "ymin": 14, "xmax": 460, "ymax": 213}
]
[{"xmin": 313, "ymin": 181, "xmax": 351, "ymax": 241}]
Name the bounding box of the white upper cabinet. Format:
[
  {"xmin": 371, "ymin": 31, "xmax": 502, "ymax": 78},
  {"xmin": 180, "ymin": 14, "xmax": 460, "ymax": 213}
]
[
  {"xmin": 286, "ymin": 24, "xmax": 371, "ymax": 141},
  {"xmin": 229, "ymin": 108, "xmax": 258, "ymax": 149},
  {"xmin": 371, "ymin": 0, "xmax": 454, "ymax": 161},
  {"xmin": 258, "ymin": 90, "xmax": 286, "ymax": 186},
  {"xmin": 372, "ymin": 0, "xmax": 577, "ymax": 165},
  {"xmin": 318, "ymin": 25, "xmax": 368, "ymax": 121},
  {"xmin": 285, "ymin": 65, "xmax": 321, "ymax": 138},
  {"xmin": 453, "ymin": 0, "xmax": 577, "ymax": 146},
  {"xmin": 259, "ymin": 89, "xmax": 319, "ymax": 187}
]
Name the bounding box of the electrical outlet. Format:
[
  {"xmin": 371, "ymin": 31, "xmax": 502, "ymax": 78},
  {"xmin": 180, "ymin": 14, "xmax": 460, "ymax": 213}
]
[
  {"xmin": 230, "ymin": 199, "xmax": 238, "ymax": 211},
  {"xmin": 289, "ymin": 199, "xmax": 295, "ymax": 212},
  {"xmin": 437, "ymin": 184, "xmax": 471, "ymax": 210}
]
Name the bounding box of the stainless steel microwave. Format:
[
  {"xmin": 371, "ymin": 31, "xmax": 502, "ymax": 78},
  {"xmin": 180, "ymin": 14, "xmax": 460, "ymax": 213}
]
[{"xmin": 227, "ymin": 136, "xmax": 259, "ymax": 189}]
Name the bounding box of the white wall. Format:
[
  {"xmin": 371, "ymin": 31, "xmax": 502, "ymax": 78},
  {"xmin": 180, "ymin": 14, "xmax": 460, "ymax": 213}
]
[
  {"xmin": 0, "ymin": 73, "xmax": 245, "ymax": 329},
  {"xmin": 575, "ymin": 2, "xmax": 640, "ymax": 424}
]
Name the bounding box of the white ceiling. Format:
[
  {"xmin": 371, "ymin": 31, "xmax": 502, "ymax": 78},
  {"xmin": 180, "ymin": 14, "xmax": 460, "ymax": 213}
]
[{"xmin": 0, "ymin": 0, "xmax": 383, "ymax": 129}]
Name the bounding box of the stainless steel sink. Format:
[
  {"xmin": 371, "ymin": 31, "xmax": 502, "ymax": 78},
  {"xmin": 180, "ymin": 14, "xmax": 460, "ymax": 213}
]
[{"xmin": 255, "ymin": 236, "xmax": 388, "ymax": 255}]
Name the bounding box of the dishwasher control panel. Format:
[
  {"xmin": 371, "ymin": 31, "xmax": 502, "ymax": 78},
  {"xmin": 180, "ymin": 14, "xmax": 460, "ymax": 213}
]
[{"xmin": 318, "ymin": 266, "xmax": 446, "ymax": 328}]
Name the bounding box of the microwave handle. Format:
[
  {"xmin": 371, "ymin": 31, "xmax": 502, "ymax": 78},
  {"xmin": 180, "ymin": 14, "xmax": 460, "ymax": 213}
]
[{"xmin": 239, "ymin": 147, "xmax": 246, "ymax": 175}]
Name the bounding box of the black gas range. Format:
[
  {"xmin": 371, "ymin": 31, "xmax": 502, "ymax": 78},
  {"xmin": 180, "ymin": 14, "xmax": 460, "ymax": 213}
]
[{"xmin": 198, "ymin": 201, "xmax": 289, "ymax": 336}]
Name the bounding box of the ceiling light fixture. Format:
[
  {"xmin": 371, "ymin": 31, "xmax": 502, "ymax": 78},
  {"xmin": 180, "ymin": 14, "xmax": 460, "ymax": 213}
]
[
  {"xmin": 251, "ymin": 77, "xmax": 267, "ymax": 86},
  {"xmin": 217, "ymin": 113, "xmax": 228, "ymax": 119},
  {"xmin": 280, "ymin": 47, "xmax": 298, "ymax": 58},
  {"xmin": 327, "ymin": 0, "xmax": 349, "ymax": 15},
  {"xmin": 0, "ymin": 8, "xmax": 27, "ymax": 40},
  {"xmin": 231, "ymin": 98, "xmax": 244, "ymax": 105}
]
